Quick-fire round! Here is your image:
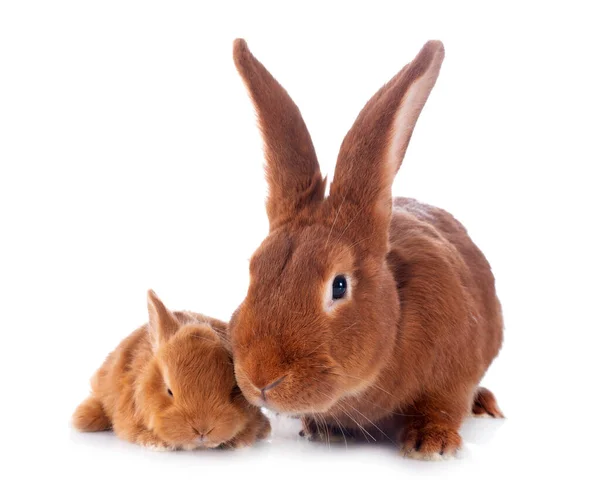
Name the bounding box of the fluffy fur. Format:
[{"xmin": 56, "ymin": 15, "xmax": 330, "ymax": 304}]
[
  {"xmin": 72, "ymin": 290, "xmax": 270, "ymax": 450},
  {"xmin": 229, "ymin": 39, "xmax": 503, "ymax": 460}
]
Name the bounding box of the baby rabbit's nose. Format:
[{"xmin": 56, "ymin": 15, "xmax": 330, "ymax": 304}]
[
  {"xmin": 194, "ymin": 426, "xmax": 214, "ymax": 441},
  {"xmin": 259, "ymin": 375, "xmax": 286, "ymax": 401}
]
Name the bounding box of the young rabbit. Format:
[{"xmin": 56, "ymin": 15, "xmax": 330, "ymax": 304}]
[
  {"xmin": 72, "ymin": 290, "xmax": 270, "ymax": 450},
  {"xmin": 229, "ymin": 39, "xmax": 503, "ymax": 460}
]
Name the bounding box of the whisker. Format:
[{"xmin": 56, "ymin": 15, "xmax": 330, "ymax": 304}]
[
  {"xmin": 325, "ymin": 193, "xmax": 347, "ymax": 249},
  {"xmin": 327, "ymin": 371, "xmax": 422, "ymax": 417},
  {"xmin": 335, "ymin": 207, "xmax": 361, "ymax": 245},
  {"xmin": 328, "ymin": 372, "xmax": 395, "ymax": 398},
  {"xmin": 329, "ymin": 411, "xmax": 348, "ymax": 450},
  {"xmin": 319, "ymin": 413, "xmax": 331, "ymax": 449},
  {"xmin": 346, "ymin": 235, "xmax": 375, "ymax": 251},
  {"xmin": 336, "ymin": 404, "xmax": 376, "ymax": 442},
  {"xmin": 308, "ymin": 411, "xmax": 318, "ymax": 441},
  {"xmin": 337, "ymin": 398, "xmax": 398, "ymax": 448},
  {"xmin": 305, "ymin": 367, "xmax": 423, "ymax": 420},
  {"xmin": 314, "ymin": 388, "xmax": 376, "ymax": 442}
]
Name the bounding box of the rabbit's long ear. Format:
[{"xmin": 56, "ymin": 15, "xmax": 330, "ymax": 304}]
[
  {"xmin": 329, "ymin": 41, "xmax": 444, "ymax": 251},
  {"xmin": 233, "ymin": 39, "xmax": 325, "ymax": 230},
  {"xmin": 147, "ymin": 290, "xmax": 179, "ymax": 351}
]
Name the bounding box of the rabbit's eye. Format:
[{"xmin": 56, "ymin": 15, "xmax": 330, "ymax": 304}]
[
  {"xmin": 332, "ymin": 275, "xmax": 347, "ymax": 299},
  {"xmin": 167, "ymin": 388, "xmax": 173, "ymax": 397}
]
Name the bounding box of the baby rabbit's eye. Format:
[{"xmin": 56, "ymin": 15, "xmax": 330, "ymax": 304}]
[
  {"xmin": 167, "ymin": 388, "xmax": 173, "ymax": 397},
  {"xmin": 332, "ymin": 275, "xmax": 347, "ymax": 300}
]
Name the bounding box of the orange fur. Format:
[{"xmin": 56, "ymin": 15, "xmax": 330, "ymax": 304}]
[
  {"xmin": 72, "ymin": 396, "xmax": 111, "ymax": 432},
  {"xmin": 72, "ymin": 290, "xmax": 270, "ymax": 450},
  {"xmin": 230, "ymin": 40, "xmax": 503, "ymax": 460}
]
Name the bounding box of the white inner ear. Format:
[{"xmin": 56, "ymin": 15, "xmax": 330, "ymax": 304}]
[
  {"xmin": 148, "ymin": 325, "xmax": 160, "ymax": 353},
  {"xmin": 322, "ymin": 274, "xmax": 353, "ymax": 314},
  {"xmin": 386, "ymin": 56, "xmax": 443, "ymax": 178}
]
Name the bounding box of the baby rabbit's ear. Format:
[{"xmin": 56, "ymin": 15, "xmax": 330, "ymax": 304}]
[
  {"xmin": 147, "ymin": 290, "xmax": 179, "ymax": 351},
  {"xmin": 233, "ymin": 39, "xmax": 326, "ymax": 230},
  {"xmin": 329, "ymin": 41, "xmax": 445, "ymax": 252}
]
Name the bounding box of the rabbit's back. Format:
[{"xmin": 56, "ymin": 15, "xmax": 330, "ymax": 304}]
[{"xmin": 388, "ymin": 197, "xmax": 503, "ymax": 381}]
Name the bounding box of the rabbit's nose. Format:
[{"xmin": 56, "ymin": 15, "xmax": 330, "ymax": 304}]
[
  {"xmin": 194, "ymin": 426, "xmax": 214, "ymax": 442},
  {"xmin": 259, "ymin": 375, "xmax": 286, "ymax": 401}
]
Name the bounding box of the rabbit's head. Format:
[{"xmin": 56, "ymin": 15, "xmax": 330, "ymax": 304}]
[
  {"xmin": 138, "ymin": 291, "xmax": 249, "ymax": 448},
  {"xmin": 230, "ymin": 40, "xmax": 445, "ymax": 414}
]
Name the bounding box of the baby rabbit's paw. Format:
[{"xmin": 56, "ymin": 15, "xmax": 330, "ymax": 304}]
[
  {"xmin": 227, "ymin": 414, "xmax": 271, "ymax": 449},
  {"xmin": 228, "ymin": 436, "xmax": 253, "ymax": 449},
  {"xmin": 228, "ymin": 426, "xmax": 261, "ymax": 449},
  {"xmin": 136, "ymin": 430, "xmax": 175, "ymax": 452}
]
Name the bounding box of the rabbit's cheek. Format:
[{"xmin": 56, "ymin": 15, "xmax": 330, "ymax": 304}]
[
  {"xmin": 234, "ymin": 371, "xmax": 262, "ymax": 407},
  {"xmin": 153, "ymin": 411, "xmax": 194, "ymax": 446}
]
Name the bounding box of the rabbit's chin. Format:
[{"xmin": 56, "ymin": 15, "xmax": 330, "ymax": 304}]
[{"xmin": 261, "ymin": 396, "xmax": 339, "ymax": 417}]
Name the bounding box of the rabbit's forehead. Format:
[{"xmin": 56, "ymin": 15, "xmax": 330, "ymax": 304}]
[
  {"xmin": 245, "ymin": 227, "xmax": 357, "ymax": 320},
  {"xmin": 162, "ymin": 343, "xmax": 233, "ymax": 388},
  {"xmin": 250, "ymin": 225, "xmax": 350, "ymax": 279}
]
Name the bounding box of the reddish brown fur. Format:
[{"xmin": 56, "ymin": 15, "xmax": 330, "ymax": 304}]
[
  {"xmin": 472, "ymin": 386, "xmax": 504, "ymax": 418},
  {"xmin": 72, "ymin": 290, "xmax": 270, "ymax": 450},
  {"xmin": 230, "ymin": 39, "xmax": 503, "ymax": 460}
]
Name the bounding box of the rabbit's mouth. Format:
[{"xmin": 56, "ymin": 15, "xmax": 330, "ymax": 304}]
[{"xmin": 234, "ymin": 362, "xmax": 345, "ymax": 415}]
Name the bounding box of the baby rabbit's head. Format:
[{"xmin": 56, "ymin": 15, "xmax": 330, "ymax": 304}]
[{"xmin": 138, "ymin": 291, "xmax": 248, "ymax": 449}]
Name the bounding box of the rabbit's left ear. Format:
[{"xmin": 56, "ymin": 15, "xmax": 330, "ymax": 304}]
[
  {"xmin": 329, "ymin": 41, "xmax": 445, "ymax": 251},
  {"xmin": 233, "ymin": 39, "xmax": 326, "ymax": 230},
  {"xmin": 147, "ymin": 290, "xmax": 179, "ymax": 351}
]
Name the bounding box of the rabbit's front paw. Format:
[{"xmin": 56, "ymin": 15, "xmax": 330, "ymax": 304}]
[
  {"xmin": 400, "ymin": 422, "xmax": 462, "ymax": 461},
  {"xmin": 136, "ymin": 430, "xmax": 175, "ymax": 451}
]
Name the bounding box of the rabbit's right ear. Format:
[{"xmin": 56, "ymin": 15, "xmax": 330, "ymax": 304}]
[
  {"xmin": 329, "ymin": 41, "xmax": 445, "ymax": 253},
  {"xmin": 147, "ymin": 290, "xmax": 179, "ymax": 351},
  {"xmin": 233, "ymin": 39, "xmax": 326, "ymax": 230}
]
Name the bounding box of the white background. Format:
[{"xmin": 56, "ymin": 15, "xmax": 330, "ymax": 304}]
[{"xmin": 1, "ymin": 1, "xmax": 598, "ymax": 496}]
